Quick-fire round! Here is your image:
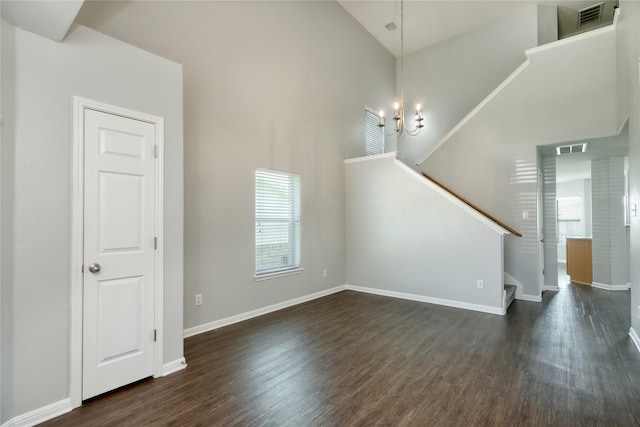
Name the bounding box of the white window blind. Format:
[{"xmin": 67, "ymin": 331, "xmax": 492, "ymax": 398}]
[
  {"xmin": 365, "ymin": 108, "xmax": 384, "ymax": 156},
  {"xmin": 255, "ymin": 168, "xmax": 301, "ymax": 276}
]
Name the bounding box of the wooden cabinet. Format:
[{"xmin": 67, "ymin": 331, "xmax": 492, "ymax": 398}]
[{"xmin": 566, "ymin": 238, "xmax": 592, "ymax": 285}]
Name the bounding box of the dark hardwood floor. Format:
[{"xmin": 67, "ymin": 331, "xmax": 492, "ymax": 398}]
[{"xmin": 45, "ymin": 285, "xmax": 640, "ymax": 426}]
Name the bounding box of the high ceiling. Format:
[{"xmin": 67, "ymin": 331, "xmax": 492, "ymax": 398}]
[{"xmin": 337, "ymin": 1, "xmax": 617, "ymax": 58}]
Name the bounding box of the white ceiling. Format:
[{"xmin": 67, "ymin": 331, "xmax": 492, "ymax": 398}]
[
  {"xmin": 1, "ymin": 0, "xmax": 84, "ymax": 42},
  {"xmin": 336, "ymin": 0, "xmax": 613, "ymax": 58}
]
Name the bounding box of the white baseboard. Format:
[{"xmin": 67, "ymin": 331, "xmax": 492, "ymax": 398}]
[
  {"xmin": 162, "ymin": 357, "xmax": 187, "ymax": 376},
  {"xmin": 184, "ymin": 285, "xmax": 347, "ymax": 338},
  {"xmin": 345, "ymin": 284, "xmax": 505, "ymax": 316},
  {"xmin": 517, "ymin": 294, "xmax": 543, "ymax": 302},
  {"xmin": 2, "ymin": 398, "xmax": 72, "ymax": 427},
  {"xmin": 543, "ymin": 285, "xmax": 560, "ymax": 292},
  {"xmin": 630, "ymin": 327, "xmax": 640, "ymax": 355},
  {"xmin": 592, "ymin": 282, "xmax": 630, "ymax": 291}
]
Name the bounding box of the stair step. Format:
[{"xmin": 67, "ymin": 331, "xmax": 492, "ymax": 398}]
[{"xmin": 504, "ymin": 284, "xmax": 516, "ymax": 310}]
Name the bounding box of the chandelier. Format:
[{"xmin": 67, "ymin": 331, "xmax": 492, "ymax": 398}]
[{"xmin": 378, "ymin": 0, "xmax": 424, "ymax": 137}]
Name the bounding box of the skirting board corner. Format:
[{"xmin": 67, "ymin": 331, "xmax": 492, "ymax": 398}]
[
  {"xmin": 2, "ymin": 398, "xmax": 72, "ymax": 427},
  {"xmin": 162, "ymin": 357, "xmax": 187, "ymax": 376}
]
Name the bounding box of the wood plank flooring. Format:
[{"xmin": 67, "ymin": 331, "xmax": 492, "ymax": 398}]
[{"xmin": 44, "ymin": 285, "xmax": 640, "ymax": 426}]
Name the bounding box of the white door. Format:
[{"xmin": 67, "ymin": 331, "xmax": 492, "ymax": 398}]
[{"xmin": 82, "ymin": 109, "xmax": 156, "ymax": 400}]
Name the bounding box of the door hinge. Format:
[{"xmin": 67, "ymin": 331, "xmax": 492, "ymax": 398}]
[
  {"xmin": 154, "ymin": 329, "xmax": 157, "ymax": 342},
  {"xmin": 154, "ymin": 237, "xmax": 158, "ymax": 250},
  {"xmin": 154, "ymin": 145, "xmax": 158, "ymax": 158}
]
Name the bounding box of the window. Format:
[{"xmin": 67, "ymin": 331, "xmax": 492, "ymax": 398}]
[
  {"xmin": 365, "ymin": 108, "xmax": 384, "ymax": 156},
  {"xmin": 255, "ymin": 168, "xmax": 301, "ymax": 278},
  {"xmin": 557, "ymin": 196, "xmax": 582, "ymax": 244}
]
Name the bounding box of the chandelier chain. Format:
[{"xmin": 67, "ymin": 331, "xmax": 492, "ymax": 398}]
[
  {"xmin": 400, "ymin": 0, "xmax": 405, "ymax": 111},
  {"xmin": 378, "ymin": 0, "xmax": 423, "ymax": 138}
]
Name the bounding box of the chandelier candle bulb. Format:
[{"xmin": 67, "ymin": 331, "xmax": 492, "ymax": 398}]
[{"xmin": 379, "ymin": 111, "xmax": 385, "ymax": 127}]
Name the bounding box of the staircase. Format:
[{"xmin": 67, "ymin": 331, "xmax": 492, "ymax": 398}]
[{"xmin": 415, "ymin": 12, "xmax": 620, "ymax": 300}]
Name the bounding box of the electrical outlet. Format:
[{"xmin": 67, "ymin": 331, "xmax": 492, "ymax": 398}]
[
  {"xmin": 477, "ymin": 280, "xmax": 484, "ymax": 289},
  {"xmin": 322, "ymin": 269, "xmax": 327, "ymax": 278},
  {"xmin": 195, "ymin": 294, "xmax": 202, "ymax": 306}
]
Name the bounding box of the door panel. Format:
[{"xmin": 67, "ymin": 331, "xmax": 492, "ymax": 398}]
[
  {"xmin": 97, "ymin": 276, "xmax": 144, "ymax": 364},
  {"xmin": 83, "ymin": 109, "xmax": 156, "ymax": 400},
  {"xmin": 99, "ymin": 172, "xmax": 143, "ymax": 253}
]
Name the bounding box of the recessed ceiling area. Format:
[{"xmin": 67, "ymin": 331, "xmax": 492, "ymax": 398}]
[
  {"xmin": 540, "ymin": 125, "xmax": 629, "ymax": 183},
  {"xmin": 337, "ymin": 1, "xmax": 618, "ymax": 58},
  {"xmin": 337, "ymin": 1, "xmax": 535, "ymax": 57}
]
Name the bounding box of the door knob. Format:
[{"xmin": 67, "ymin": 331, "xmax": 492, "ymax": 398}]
[{"xmin": 88, "ymin": 263, "xmax": 101, "ymax": 273}]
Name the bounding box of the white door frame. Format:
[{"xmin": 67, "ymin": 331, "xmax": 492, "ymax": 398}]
[
  {"xmin": 537, "ymin": 168, "xmax": 545, "ymax": 294},
  {"xmin": 70, "ymin": 96, "xmax": 164, "ymax": 409}
]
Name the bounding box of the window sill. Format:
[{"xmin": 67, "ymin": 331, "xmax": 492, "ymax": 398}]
[{"xmin": 254, "ymin": 268, "xmax": 304, "ymax": 282}]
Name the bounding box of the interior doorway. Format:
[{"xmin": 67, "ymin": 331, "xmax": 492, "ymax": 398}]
[
  {"xmin": 539, "ymin": 123, "xmax": 630, "ymax": 292},
  {"xmin": 71, "ymin": 97, "xmax": 166, "ymax": 408}
]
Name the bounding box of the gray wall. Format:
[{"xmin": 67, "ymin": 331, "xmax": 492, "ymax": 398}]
[
  {"xmin": 396, "ymin": 4, "xmax": 540, "ymax": 169},
  {"xmin": 345, "ymin": 156, "xmax": 504, "ymax": 311},
  {"xmin": 1, "ymin": 21, "xmax": 184, "ymax": 422},
  {"xmin": 76, "ymin": 1, "xmax": 396, "ymax": 331}
]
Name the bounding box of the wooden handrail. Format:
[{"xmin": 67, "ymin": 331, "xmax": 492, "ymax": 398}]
[{"xmin": 422, "ymin": 173, "xmax": 523, "ymax": 237}]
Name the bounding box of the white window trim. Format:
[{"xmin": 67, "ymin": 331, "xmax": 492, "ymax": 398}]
[{"xmin": 254, "ymin": 267, "xmax": 304, "ymax": 282}]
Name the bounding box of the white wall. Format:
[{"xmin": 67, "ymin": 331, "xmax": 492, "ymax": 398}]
[
  {"xmin": 395, "ymin": 5, "xmax": 542, "ymax": 169},
  {"xmin": 592, "ymin": 157, "xmax": 629, "ymax": 287},
  {"xmin": 0, "ymin": 16, "xmax": 3, "ymax": 426},
  {"xmin": 345, "ymin": 155, "xmax": 505, "ymax": 312},
  {"xmin": 1, "ymin": 21, "xmax": 184, "ymax": 422},
  {"xmin": 541, "ymin": 155, "xmax": 558, "ymax": 288},
  {"xmin": 537, "ymin": 4, "xmax": 559, "ymax": 46},
  {"xmin": 618, "ymin": 0, "xmax": 640, "ymax": 342},
  {"xmin": 76, "ymin": 1, "xmax": 396, "ymax": 331},
  {"xmin": 420, "ymin": 21, "xmax": 619, "ymax": 297}
]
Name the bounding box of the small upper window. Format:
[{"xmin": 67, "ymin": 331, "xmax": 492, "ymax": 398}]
[
  {"xmin": 365, "ymin": 108, "xmax": 384, "ymax": 156},
  {"xmin": 255, "ymin": 168, "xmax": 301, "ymax": 277}
]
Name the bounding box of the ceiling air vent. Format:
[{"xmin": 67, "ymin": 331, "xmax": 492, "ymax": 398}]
[
  {"xmin": 578, "ymin": 2, "xmax": 604, "ymax": 28},
  {"xmin": 556, "ymin": 143, "xmax": 587, "ymax": 156}
]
